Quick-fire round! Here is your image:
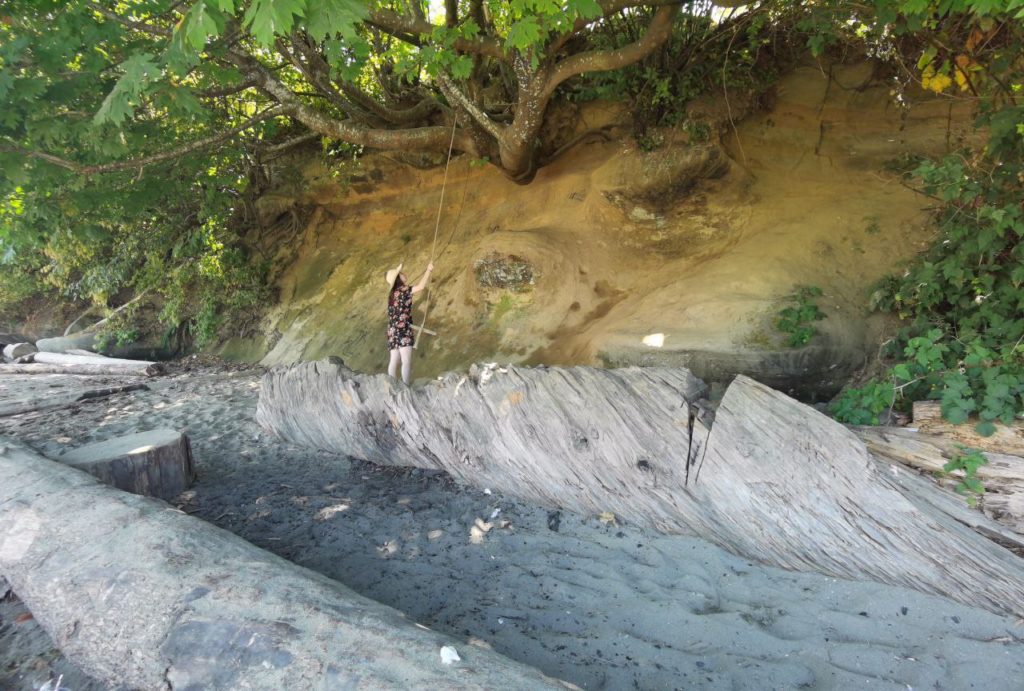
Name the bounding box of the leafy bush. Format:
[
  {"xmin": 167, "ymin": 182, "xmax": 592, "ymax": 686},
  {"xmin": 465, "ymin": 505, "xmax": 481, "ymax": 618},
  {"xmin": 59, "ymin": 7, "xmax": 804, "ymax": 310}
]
[
  {"xmin": 832, "ymin": 106, "xmax": 1024, "ymax": 433},
  {"xmin": 775, "ymin": 285, "xmax": 826, "ymax": 347}
]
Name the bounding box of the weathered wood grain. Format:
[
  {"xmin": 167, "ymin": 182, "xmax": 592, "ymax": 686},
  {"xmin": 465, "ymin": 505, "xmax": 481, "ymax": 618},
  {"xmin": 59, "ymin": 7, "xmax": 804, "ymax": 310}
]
[
  {"xmin": 31, "ymin": 351, "xmax": 163, "ymax": 376},
  {"xmin": 0, "ymin": 439, "xmax": 565, "ymax": 690},
  {"xmin": 58, "ymin": 429, "xmax": 196, "ymax": 501},
  {"xmin": 258, "ymin": 359, "xmax": 1024, "ymax": 617},
  {"xmin": 912, "ymin": 400, "xmax": 1024, "ymax": 456},
  {"xmin": 856, "ymin": 425, "xmax": 1024, "ymax": 535}
]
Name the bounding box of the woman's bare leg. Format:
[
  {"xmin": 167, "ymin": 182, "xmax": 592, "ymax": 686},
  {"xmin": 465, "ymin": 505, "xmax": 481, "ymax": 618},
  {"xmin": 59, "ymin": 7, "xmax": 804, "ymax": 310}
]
[
  {"xmin": 399, "ymin": 346, "xmax": 413, "ymax": 384},
  {"xmin": 387, "ymin": 348, "xmax": 401, "ymax": 379}
]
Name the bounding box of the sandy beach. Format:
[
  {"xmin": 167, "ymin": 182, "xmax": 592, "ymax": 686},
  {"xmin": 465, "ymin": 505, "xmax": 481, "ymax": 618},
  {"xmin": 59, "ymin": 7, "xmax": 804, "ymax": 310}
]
[{"xmin": 3, "ymin": 364, "xmax": 1024, "ymax": 690}]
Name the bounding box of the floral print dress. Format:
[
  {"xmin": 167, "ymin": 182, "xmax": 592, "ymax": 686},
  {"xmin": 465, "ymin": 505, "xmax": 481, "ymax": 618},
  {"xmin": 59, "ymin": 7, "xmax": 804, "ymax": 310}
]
[{"xmin": 387, "ymin": 285, "xmax": 415, "ymax": 349}]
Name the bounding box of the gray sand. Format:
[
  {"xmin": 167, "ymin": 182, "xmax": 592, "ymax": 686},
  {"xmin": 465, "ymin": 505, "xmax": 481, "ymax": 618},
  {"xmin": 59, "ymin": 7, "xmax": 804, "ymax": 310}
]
[{"xmin": 2, "ymin": 366, "xmax": 1024, "ymax": 690}]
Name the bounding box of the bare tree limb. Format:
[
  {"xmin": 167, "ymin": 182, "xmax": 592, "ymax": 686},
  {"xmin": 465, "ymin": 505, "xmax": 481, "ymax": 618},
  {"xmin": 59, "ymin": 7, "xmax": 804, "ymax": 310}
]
[{"xmin": 2, "ymin": 106, "xmax": 290, "ymax": 175}]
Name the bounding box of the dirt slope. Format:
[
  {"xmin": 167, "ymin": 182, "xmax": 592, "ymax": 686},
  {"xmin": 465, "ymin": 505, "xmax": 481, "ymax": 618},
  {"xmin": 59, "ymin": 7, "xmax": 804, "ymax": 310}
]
[{"xmin": 223, "ymin": 59, "xmax": 973, "ymax": 398}]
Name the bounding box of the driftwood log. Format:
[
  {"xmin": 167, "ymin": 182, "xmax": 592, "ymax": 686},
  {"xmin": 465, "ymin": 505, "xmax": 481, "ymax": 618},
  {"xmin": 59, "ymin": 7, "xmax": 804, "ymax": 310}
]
[
  {"xmin": 30, "ymin": 351, "xmax": 163, "ymax": 376},
  {"xmin": 2, "ymin": 342, "xmax": 36, "ymax": 361},
  {"xmin": 910, "ymin": 400, "xmax": 1024, "ymax": 456},
  {"xmin": 0, "ymin": 439, "xmax": 563, "ymax": 690},
  {"xmin": 258, "ymin": 359, "xmax": 1024, "ymax": 617},
  {"xmin": 855, "ymin": 425, "xmax": 1024, "ymax": 536},
  {"xmin": 0, "ymin": 383, "xmax": 148, "ymax": 418},
  {"xmin": 58, "ymin": 429, "xmax": 196, "ymax": 501}
]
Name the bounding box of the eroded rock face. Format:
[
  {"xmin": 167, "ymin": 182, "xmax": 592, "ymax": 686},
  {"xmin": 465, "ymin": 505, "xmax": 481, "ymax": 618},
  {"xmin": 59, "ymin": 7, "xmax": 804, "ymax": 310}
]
[
  {"xmin": 474, "ymin": 252, "xmax": 537, "ymax": 291},
  {"xmin": 258, "ymin": 360, "xmax": 1024, "ymax": 617}
]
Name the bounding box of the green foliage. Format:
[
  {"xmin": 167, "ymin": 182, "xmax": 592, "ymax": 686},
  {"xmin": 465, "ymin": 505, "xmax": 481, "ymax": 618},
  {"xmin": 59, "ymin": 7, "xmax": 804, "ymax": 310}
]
[
  {"xmin": 568, "ymin": 3, "xmax": 806, "ymax": 142},
  {"xmin": 834, "ymin": 105, "xmax": 1024, "ymax": 431},
  {"xmin": 775, "ymin": 285, "xmax": 826, "ymax": 348},
  {"xmin": 830, "ymin": 380, "xmax": 896, "ymax": 425},
  {"xmin": 942, "ymin": 446, "xmax": 988, "ymax": 506}
]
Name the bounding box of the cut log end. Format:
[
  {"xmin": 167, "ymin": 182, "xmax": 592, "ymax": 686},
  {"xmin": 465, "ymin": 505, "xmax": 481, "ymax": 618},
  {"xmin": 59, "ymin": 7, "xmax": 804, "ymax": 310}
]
[{"xmin": 59, "ymin": 429, "xmax": 196, "ymax": 501}]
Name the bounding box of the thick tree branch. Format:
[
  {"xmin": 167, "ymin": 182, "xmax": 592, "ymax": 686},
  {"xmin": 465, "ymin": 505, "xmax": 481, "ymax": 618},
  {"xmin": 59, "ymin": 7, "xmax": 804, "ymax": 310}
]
[
  {"xmin": 368, "ymin": 8, "xmax": 508, "ymax": 60},
  {"xmin": 544, "ymin": 4, "xmax": 680, "ymax": 98},
  {"xmin": 226, "ymin": 51, "xmax": 476, "ymax": 154},
  {"xmin": 549, "ymin": 0, "xmax": 683, "ymax": 55},
  {"xmin": 437, "ymin": 74, "xmax": 505, "ymax": 140},
  {"xmin": 276, "ymin": 37, "xmax": 366, "ymax": 121},
  {"xmin": 2, "ymin": 106, "xmax": 290, "ymax": 175}
]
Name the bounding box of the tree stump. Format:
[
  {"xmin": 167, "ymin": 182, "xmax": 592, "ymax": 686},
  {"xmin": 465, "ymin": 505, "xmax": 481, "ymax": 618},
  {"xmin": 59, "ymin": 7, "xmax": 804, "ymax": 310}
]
[{"xmin": 57, "ymin": 429, "xmax": 196, "ymax": 501}]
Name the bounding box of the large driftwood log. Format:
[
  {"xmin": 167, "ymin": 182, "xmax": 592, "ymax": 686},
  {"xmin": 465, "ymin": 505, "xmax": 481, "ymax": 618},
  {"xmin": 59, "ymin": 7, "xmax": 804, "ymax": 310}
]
[
  {"xmin": 0, "ymin": 439, "xmax": 563, "ymax": 690},
  {"xmin": 258, "ymin": 359, "xmax": 1024, "ymax": 617},
  {"xmin": 58, "ymin": 429, "xmax": 196, "ymax": 501},
  {"xmin": 31, "ymin": 351, "xmax": 163, "ymax": 376},
  {"xmin": 855, "ymin": 425, "xmax": 1024, "ymax": 536}
]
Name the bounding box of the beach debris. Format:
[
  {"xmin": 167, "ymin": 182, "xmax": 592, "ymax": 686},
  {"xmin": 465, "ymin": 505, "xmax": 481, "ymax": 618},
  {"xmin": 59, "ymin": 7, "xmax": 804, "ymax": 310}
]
[
  {"xmin": 498, "ymin": 519, "xmax": 512, "ymax": 529},
  {"xmin": 468, "ymin": 636, "xmax": 493, "ymax": 650},
  {"xmin": 483, "ymin": 488, "xmax": 492, "ymax": 495},
  {"xmin": 57, "ymin": 429, "xmax": 196, "ymax": 501},
  {"xmin": 377, "ymin": 540, "xmax": 399, "ymax": 556},
  {"xmin": 427, "ymin": 529, "xmax": 444, "ymax": 540},
  {"xmin": 547, "ymin": 511, "xmax": 561, "ymax": 532},
  {"xmin": 16, "ymin": 612, "xmax": 34, "ymax": 623},
  {"xmin": 489, "ymin": 507, "xmax": 501, "ymax": 520},
  {"xmin": 0, "ymin": 441, "xmax": 560, "ymax": 690},
  {"xmin": 470, "ymin": 518, "xmax": 493, "ymax": 544},
  {"xmin": 598, "ymin": 511, "xmax": 618, "ymax": 526},
  {"xmin": 439, "ymin": 646, "xmax": 461, "ymax": 665}
]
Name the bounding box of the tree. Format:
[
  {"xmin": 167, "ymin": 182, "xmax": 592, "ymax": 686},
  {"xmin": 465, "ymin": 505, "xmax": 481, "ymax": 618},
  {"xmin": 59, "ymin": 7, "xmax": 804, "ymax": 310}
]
[{"xmin": 1, "ymin": 0, "xmax": 686, "ymax": 184}]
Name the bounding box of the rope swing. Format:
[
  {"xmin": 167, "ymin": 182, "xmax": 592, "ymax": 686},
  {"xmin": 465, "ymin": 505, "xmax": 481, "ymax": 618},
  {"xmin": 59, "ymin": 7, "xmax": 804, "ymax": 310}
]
[{"xmin": 413, "ymin": 114, "xmax": 460, "ymax": 350}]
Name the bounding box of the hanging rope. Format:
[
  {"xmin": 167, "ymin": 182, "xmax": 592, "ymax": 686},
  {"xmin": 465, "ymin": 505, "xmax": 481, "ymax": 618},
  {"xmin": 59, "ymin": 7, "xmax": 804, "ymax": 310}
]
[{"xmin": 414, "ymin": 114, "xmax": 460, "ymax": 349}]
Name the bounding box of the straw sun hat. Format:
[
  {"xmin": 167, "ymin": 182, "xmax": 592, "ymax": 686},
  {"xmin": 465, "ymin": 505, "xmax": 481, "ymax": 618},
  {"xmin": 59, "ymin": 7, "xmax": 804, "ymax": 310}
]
[{"xmin": 385, "ymin": 263, "xmax": 404, "ymax": 289}]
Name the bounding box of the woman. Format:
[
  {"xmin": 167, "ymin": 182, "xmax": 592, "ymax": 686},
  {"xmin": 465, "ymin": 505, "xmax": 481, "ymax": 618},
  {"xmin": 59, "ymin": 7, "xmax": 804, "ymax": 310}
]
[{"xmin": 385, "ymin": 261, "xmax": 433, "ymax": 384}]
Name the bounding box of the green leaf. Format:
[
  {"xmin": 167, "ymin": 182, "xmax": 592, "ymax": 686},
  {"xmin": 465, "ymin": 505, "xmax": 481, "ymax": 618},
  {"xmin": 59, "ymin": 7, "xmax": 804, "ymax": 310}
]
[
  {"xmin": 506, "ymin": 16, "xmax": 543, "ymax": 51},
  {"xmin": 243, "ymin": 0, "xmax": 306, "ymax": 46},
  {"xmin": 974, "ymin": 420, "xmax": 997, "ymax": 436},
  {"xmin": 305, "ymin": 0, "xmax": 367, "ymax": 42},
  {"xmin": 183, "ymin": 1, "xmax": 220, "ymax": 51}
]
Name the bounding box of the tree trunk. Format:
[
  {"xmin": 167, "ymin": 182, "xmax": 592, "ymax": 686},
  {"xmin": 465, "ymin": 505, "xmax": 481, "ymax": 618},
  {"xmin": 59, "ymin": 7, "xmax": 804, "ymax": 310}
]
[
  {"xmin": 58, "ymin": 429, "xmax": 196, "ymax": 501},
  {"xmin": 30, "ymin": 352, "xmax": 163, "ymax": 376},
  {"xmin": 0, "ymin": 439, "xmax": 564, "ymax": 691},
  {"xmin": 257, "ymin": 359, "xmax": 1024, "ymax": 617}
]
